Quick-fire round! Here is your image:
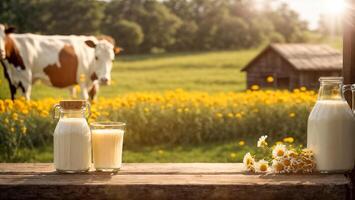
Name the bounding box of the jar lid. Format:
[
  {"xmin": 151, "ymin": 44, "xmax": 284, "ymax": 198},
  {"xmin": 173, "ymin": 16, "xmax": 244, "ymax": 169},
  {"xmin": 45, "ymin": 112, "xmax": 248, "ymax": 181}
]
[{"xmin": 59, "ymin": 100, "xmax": 86, "ymax": 110}]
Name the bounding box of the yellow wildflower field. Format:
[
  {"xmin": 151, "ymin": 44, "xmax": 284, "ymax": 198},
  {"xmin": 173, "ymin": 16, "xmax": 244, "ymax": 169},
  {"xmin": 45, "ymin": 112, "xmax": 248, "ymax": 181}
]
[{"xmin": 0, "ymin": 89, "xmax": 316, "ymax": 159}]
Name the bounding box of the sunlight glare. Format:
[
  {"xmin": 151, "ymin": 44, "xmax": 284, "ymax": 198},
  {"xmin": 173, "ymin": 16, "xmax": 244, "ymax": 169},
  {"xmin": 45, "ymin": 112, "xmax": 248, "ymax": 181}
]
[{"xmin": 323, "ymin": 0, "xmax": 346, "ymax": 16}]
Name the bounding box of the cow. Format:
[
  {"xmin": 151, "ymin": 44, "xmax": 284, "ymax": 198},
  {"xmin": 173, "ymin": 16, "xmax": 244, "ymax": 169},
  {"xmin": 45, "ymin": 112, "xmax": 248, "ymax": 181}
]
[{"xmin": 0, "ymin": 24, "xmax": 121, "ymax": 101}]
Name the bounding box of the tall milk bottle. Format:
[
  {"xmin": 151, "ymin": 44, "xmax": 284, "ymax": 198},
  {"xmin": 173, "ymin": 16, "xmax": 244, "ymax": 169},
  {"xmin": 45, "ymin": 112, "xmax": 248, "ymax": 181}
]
[
  {"xmin": 307, "ymin": 77, "xmax": 355, "ymax": 172},
  {"xmin": 52, "ymin": 100, "xmax": 92, "ymax": 173}
]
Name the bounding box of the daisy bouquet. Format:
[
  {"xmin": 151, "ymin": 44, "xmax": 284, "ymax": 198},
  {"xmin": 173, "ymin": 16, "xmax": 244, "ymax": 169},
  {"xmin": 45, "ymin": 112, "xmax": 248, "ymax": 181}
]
[{"xmin": 243, "ymin": 135, "xmax": 316, "ymax": 173}]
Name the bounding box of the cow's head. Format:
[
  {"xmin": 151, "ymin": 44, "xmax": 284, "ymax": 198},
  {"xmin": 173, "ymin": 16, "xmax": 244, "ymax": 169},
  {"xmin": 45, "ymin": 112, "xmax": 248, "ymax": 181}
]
[
  {"xmin": 85, "ymin": 39, "xmax": 120, "ymax": 85},
  {"xmin": 0, "ymin": 24, "xmax": 15, "ymax": 59}
]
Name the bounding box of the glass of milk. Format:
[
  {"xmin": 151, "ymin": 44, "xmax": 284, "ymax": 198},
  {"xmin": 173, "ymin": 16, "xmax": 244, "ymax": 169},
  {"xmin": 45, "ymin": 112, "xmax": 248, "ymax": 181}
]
[
  {"xmin": 307, "ymin": 77, "xmax": 355, "ymax": 173},
  {"xmin": 91, "ymin": 122, "xmax": 126, "ymax": 172},
  {"xmin": 53, "ymin": 100, "xmax": 92, "ymax": 173}
]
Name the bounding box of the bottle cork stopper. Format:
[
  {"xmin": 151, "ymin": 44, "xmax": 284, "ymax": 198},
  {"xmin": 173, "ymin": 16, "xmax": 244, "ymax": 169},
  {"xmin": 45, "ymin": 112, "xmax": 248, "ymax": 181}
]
[{"xmin": 59, "ymin": 100, "xmax": 86, "ymax": 110}]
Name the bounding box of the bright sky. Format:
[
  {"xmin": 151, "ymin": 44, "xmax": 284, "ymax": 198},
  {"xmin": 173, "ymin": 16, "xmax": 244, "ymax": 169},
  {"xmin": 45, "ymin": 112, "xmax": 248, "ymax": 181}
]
[{"xmin": 278, "ymin": 0, "xmax": 346, "ymax": 29}]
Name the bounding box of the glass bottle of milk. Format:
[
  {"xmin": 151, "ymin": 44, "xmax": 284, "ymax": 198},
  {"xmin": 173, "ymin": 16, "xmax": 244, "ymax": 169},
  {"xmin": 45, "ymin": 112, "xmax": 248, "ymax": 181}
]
[
  {"xmin": 307, "ymin": 77, "xmax": 355, "ymax": 173},
  {"xmin": 53, "ymin": 100, "xmax": 92, "ymax": 173}
]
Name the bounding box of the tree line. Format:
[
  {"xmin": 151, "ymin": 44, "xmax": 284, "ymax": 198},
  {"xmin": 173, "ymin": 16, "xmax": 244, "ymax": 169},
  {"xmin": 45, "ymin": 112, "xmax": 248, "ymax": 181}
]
[{"xmin": 0, "ymin": 0, "xmax": 310, "ymax": 54}]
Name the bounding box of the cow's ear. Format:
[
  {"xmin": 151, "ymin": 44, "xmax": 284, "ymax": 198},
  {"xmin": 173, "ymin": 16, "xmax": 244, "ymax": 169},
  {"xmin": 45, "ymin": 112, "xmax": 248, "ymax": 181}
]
[
  {"xmin": 114, "ymin": 47, "xmax": 122, "ymax": 54},
  {"xmin": 85, "ymin": 40, "xmax": 96, "ymax": 48},
  {"xmin": 5, "ymin": 26, "xmax": 15, "ymax": 34}
]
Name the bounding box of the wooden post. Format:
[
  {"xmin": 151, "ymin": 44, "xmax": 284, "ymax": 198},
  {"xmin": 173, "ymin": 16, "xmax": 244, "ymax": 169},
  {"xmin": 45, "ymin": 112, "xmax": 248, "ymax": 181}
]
[{"xmin": 343, "ymin": 0, "xmax": 355, "ymax": 107}]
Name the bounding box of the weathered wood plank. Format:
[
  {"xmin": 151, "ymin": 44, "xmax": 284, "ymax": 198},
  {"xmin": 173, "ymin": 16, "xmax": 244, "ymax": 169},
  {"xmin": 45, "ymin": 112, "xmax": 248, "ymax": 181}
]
[
  {"xmin": 0, "ymin": 163, "xmax": 351, "ymax": 200},
  {"xmin": 0, "ymin": 163, "xmax": 242, "ymax": 174}
]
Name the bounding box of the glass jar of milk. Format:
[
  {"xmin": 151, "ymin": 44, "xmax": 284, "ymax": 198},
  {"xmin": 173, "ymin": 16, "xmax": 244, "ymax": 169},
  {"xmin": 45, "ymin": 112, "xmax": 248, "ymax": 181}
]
[
  {"xmin": 91, "ymin": 122, "xmax": 126, "ymax": 172},
  {"xmin": 307, "ymin": 77, "xmax": 355, "ymax": 173},
  {"xmin": 53, "ymin": 100, "xmax": 92, "ymax": 173}
]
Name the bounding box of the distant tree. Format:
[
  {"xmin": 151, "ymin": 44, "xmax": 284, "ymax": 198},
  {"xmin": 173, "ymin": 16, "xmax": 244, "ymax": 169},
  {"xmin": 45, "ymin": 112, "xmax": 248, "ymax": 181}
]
[
  {"xmin": 170, "ymin": 21, "xmax": 198, "ymax": 51},
  {"xmin": 164, "ymin": 0, "xmax": 198, "ymax": 51},
  {"xmin": 248, "ymin": 17, "xmax": 276, "ymax": 46},
  {"xmin": 164, "ymin": 0, "xmax": 195, "ymax": 21},
  {"xmin": 104, "ymin": 0, "xmax": 182, "ymax": 53},
  {"xmin": 0, "ymin": 0, "xmax": 46, "ymax": 33},
  {"xmin": 266, "ymin": 3, "xmax": 308, "ymax": 42},
  {"xmin": 104, "ymin": 20, "xmax": 144, "ymax": 53},
  {"xmin": 268, "ymin": 32, "xmax": 285, "ymax": 43},
  {"xmin": 189, "ymin": 0, "xmax": 230, "ymax": 50},
  {"xmin": 42, "ymin": 0, "xmax": 104, "ymax": 35},
  {"xmin": 215, "ymin": 16, "xmax": 249, "ymax": 49},
  {"xmin": 0, "ymin": 0, "xmax": 312, "ymax": 54},
  {"xmin": 229, "ymin": 0, "xmax": 255, "ymax": 19}
]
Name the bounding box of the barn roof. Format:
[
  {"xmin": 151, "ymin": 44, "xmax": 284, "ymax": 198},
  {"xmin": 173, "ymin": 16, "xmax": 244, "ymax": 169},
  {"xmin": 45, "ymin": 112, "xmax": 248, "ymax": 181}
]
[{"xmin": 241, "ymin": 43, "xmax": 343, "ymax": 71}]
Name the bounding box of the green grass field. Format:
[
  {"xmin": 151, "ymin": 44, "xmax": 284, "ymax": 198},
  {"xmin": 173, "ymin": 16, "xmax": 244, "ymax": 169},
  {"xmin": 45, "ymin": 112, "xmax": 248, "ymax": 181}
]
[{"xmin": 0, "ymin": 49, "xmax": 259, "ymax": 99}]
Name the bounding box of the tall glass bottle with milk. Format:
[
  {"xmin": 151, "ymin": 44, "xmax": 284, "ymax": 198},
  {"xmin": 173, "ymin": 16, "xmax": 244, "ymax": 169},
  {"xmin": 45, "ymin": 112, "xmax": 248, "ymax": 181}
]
[
  {"xmin": 307, "ymin": 77, "xmax": 355, "ymax": 172},
  {"xmin": 53, "ymin": 100, "xmax": 92, "ymax": 173}
]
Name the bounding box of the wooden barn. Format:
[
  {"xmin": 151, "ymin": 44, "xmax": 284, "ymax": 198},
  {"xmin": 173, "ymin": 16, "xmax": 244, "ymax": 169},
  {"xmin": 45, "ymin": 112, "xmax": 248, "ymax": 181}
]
[{"xmin": 241, "ymin": 43, "xmax": 343, "ymax": 90}]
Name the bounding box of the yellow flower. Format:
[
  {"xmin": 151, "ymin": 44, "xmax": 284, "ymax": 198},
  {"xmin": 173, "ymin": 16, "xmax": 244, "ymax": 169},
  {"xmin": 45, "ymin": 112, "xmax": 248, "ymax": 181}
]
[
  {"xmin": 266, "ymin": 76, "xmax": 274, "ymax": 83},
  {"xmin": 257, "ymin": 135, "xmax": 268, "ymax": 148},
  {"xmin": 300, "ymin": 86, "xmax": 307, "ymax": 91},
  {"xmin": 272, "ymin": 144, "xmax": 287, "ymax": 158},
  {"xmin": 251, "ymin": 84, "xmax": 260, "ymax": 91},
  {"xmin": 235, "ymin": 113, "xmax": 242, "ymax": 119},
  {"xmin": 12, "ymin": 113, "xmax": 18, "ymax": 121},
  {"xmin": 158, "ymin": 150, "xmax": 164, "ymax": 155},
  {"xmin": 40, "ymin": 111, "xmax": 49, "ymax": 117},
  {"xmin": 4, "ymin": 99, "xmax": 13, "ymax": 110},
  {"xmin": 293, "ymin": 89, "xmax": 300, "ymax": 93},
  {"xmin": 10, "ymin": 127, "xmax": 15, "ymax": 133},
  {"xmin": 22, "ymin": 109, "xmax": 29, "ymax": 114},
  {"xmin": 184, "ymin": 108, "xmax": 189, "ymax": 113},
  {"xmin": 238, "ymin": 140, "xmax": 245, "ymax": 146},
  {"xmin": 216, "ymin": 113, "xmax": 223, "ymax": 118},
  {"xmin": 21, "ymin": 126, "xmax": 27, "ymax": 134},
  {"xmin": 230, "ymin": 153, "xmax": 237, "ymax": 158},
  {"xmin": 177, "ymin": 108, "xmax": 182, "ymax": 113},
  {"xmin": 227, "ymin": 113, "xmax": 234, "ymax": 118},
  {"xmin": 289, "ymin": 112, "xmax": 296, "ymax": 118},
  {"xmin": 257, "ymin": 159, "xmax": 269, "ymax": 172},
  {"xmin": 144, "ymin": 108, "xmax": 150, "ymax": 113},
  {"xmin": 283, "ymin": 137, "xmax": 294, "ymax": 143},
  {"xmin": 4, "ymin": 118, "xmax": 9, "ymax": 124}
]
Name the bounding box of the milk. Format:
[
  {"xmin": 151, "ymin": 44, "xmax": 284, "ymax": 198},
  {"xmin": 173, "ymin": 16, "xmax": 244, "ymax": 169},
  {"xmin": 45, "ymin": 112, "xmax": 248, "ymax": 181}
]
[
  {"xmin": 307, "ymin": 100, "xmax": 355, "ymax": 172},
  {"xmin": 54, "ymin": 118, "xmax": 91, "ymax": 172},
  {"xmin": 92, "ymin": 129, "xmax": 125, "ymax": 169}
]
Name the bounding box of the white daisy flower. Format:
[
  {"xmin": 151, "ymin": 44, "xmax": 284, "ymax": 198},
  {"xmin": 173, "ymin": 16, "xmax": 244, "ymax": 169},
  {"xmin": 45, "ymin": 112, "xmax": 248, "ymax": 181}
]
[
  {"xmin": 243, "ymin": 152, "xmax": 255, "ymax": 172},
  {"xmin": 272, "ymin": 159, "xmax": 285, "ymax": 173},
  {"xmin": 257, "ymin": 135, "xmax": 268, "ymax": 148},
  {"xmin": 272, "ymin": 144, "xmax": 287, "ymax": 158},
  {"xmin": 257, "ymin": 159, "xmax": 269, "ymax": 172}
]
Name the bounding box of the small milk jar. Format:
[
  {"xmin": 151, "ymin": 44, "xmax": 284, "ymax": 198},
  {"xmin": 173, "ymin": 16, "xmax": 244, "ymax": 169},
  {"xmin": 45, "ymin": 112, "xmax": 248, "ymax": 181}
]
[
  {"xmin": 52, "ymin": 100, "xmax": 92, "ymax": 173},
  {"xmin": 307, "ymin": 77, "xmax": 355, "ymax": 173}
]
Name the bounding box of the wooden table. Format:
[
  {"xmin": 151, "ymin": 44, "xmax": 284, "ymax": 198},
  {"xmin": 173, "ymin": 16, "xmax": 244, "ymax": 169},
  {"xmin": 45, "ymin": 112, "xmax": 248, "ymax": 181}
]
[{"xmin": 0, "ymin": 163, "xmax": 352, "ymax": 200}]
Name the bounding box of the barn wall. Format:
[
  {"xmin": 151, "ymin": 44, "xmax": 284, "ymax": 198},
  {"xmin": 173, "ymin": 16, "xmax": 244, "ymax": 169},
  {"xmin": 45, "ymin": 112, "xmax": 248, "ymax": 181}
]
[
  {"xmin": 300, "ymin": 71, "xmax": 342, "ymax": 89},
  {"xmin": 245, "ymin": 49, "xmax": 299, "ymax": 90}
]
